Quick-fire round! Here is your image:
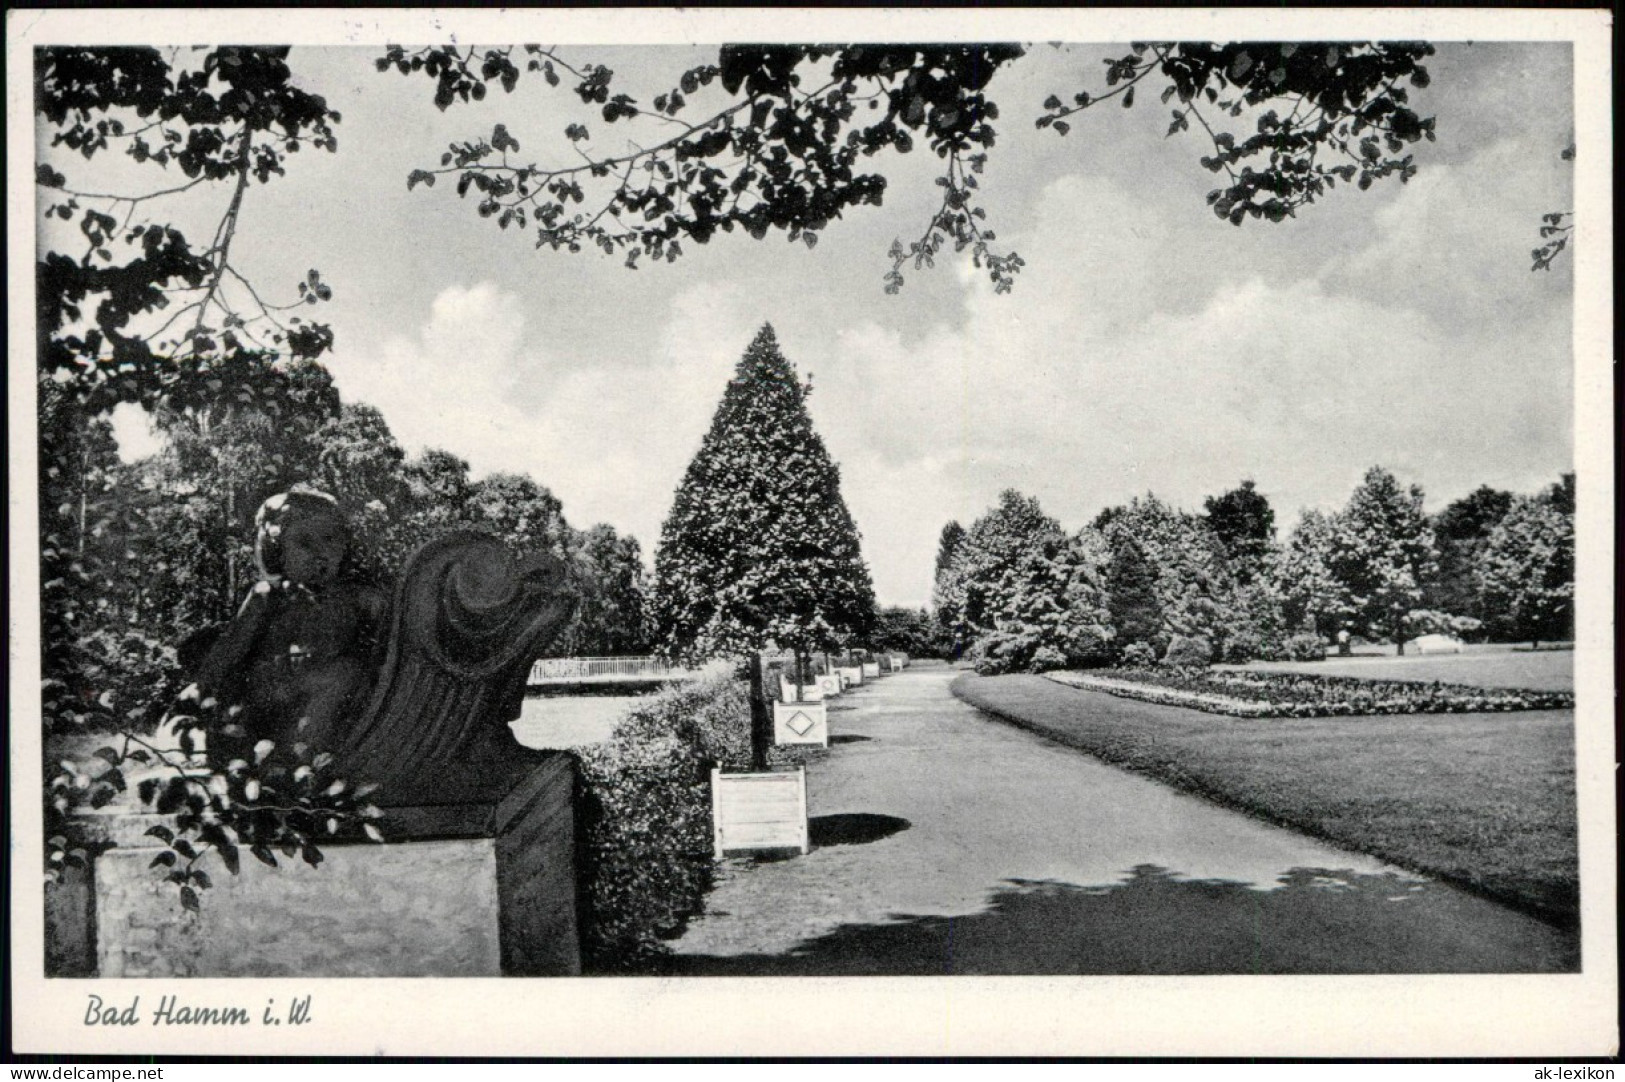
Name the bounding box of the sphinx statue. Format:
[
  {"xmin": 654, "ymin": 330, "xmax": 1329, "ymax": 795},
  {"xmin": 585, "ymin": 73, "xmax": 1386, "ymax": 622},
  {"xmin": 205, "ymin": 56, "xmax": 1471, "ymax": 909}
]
[{"xmin": 193, "ymin": 486, "xmax": 577, "ymax": 806}]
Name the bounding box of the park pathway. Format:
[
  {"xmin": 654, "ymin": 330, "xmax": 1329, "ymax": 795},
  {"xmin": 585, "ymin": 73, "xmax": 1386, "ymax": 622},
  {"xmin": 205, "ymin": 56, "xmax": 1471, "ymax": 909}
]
[{"xmin": 664, "ymin": 665, "xmax": 1576, "ymax": 975}]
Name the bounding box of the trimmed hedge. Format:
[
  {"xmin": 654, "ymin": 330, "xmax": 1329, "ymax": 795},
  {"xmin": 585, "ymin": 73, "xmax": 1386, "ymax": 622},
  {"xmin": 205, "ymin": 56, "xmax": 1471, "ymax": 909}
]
[
  {"xmin": 1119, "ymin": 642, "xmax": 1157, "ymax": 668},
  {"xmin": 1284, "ymin": 632, "xmax": 1329, "ymax": 661},
  {"xmin": 1161, "ymin": 634, "xmax": 1213, "ymax": 668},
  {"xmin": 575, "ymin": 673, "xmax": 752, "ymax": 971},
  {"xmin": 1051, "ymin": 667, "xmax": 1573, "ymax": 718}
]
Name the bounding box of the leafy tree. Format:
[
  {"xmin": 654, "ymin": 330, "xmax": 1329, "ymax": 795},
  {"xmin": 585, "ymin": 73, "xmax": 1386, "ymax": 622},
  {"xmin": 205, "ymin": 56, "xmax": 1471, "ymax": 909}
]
[
  {"xmin": 386, "ymin": 41, "xmax": 1437, "ymax": 293},
  {"xmin": 136, "ymin": 358, "xmax": 342, "ymax": 629},
  {"xmin": 1543, "ymin": 471, "xmax": 1576, "ymax": 516},
  {"xmin": 38, "ymin": 383, "xmax": 180, "ymax": 748},
  {"xmin": 1435, "ymin": 484, "xmax": 1516, "ymax": 542},
  {"xmin": 653, "ymin": 324, "xmax": 875, "ymax": 668},
  {"xmin": 307, "ymin": 403, "xmax": 411, "ymax": 577},
  {"xmin": 934, "ymin": 520, "xmax": 966, "ymax": 582},
  {"xmin": 565, "ymin": 524, "xmax": 653, "ymax": 657},
  {"xmin": 1217, "ymin": 576, "xmax": 1293, "ymax": 664},
  {"xmin": 1276, "ymin": 507, "xmax": 1352, "ymax": 636},
  {"xmin": 1104, "ymin": 531, "xmax": 1165, "ymax": 657},
  {"xmin": 1335, "ymin": 467, "xmax": 1439, "ymax": 654},
  {"xmin": 930, "ymin": 520, "xmax": 971, "ymax": 658},
  {"xmin": 1427, "ymin": 484, "xmax": 1514, "ymax": 629},
  {"xmin": 1098, "ymin": 494, "xmax": 1247, "ymax": 655},
  {"xmin": 871, "ymin": 606, "xmax": 939, "ymax": 658},
  {"xmin": 465, "ymin": 472, "xmax": 571, "ymax": 561},
  {"xmin": 394, "ymin": 448, "xmax": 478, "ymax": 545},
  {"xmin": 974, "ymin": 532, "xmax": 1115, "ymax": 674},
  {"xmin": 953, "ymin": 490, "xmax": 1066, "ymax": 637},
  {"xmin": 1204, "ymin": 479, "xmax": 1276, "ymax": 580},
  {"xmin": 35, "ymin": 47, "xmax": 340, "ymax": 415},
  {"xmin": 1477, "ymin": 495, "xmax": 1574, "ymax": 648}
]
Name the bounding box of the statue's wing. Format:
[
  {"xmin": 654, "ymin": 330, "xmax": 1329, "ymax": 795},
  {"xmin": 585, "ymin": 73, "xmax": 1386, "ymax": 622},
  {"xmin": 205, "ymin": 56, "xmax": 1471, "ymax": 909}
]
[{"xmin": 336, "ymin": 532, "xmax": 577, "ymax": 803}]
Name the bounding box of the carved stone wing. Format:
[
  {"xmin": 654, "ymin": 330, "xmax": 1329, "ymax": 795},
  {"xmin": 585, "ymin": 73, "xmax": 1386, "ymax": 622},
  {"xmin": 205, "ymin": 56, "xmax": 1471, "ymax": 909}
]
[{"xmin": 334, "ymin": 531, "xmax": 577, "ymax": 805}]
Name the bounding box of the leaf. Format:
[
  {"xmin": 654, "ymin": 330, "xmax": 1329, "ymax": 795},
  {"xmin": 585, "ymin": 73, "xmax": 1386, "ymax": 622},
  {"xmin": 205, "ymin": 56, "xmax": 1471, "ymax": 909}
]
[
  {"xmin": 149, "ymin": 851, "xmax": 177, "ymax": 869},
  {"xmin": 407, "ymin": 169, "xmax": 436, "ymax": 191},
  {"xmin": 250, "ymin": 844, "xmax": 278, "ymax": 868},
  {"xmin": 1122, "ymin": 88, "xmax": 1134, "ymax": 109},
  {"xmin": 180, "ymin": 886, "xmax": 200, "ymax": 912},
  {"xmin": 145, "ymin": 824, "xmax": 175, "ymax": 844}
]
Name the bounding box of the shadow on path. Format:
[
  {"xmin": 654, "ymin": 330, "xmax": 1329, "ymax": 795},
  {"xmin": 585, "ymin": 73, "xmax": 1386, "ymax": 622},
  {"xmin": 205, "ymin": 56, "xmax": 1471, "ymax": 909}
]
[
  {"xmin": 809, "ymin": 813, "xmax": 910, "ymax": 847},
  {"xmin": 829, "ymin": 734, "xmax": 872, "ymax": 745},
  {"xmin": 660, "ymin": 865, "xmax": 1578, "ymax": 976}
]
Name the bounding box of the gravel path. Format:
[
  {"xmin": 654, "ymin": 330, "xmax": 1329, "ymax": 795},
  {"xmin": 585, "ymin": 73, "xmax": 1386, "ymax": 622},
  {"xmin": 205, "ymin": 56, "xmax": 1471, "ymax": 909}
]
[{"xmin": 664, "ymin": 666, "xmax": 1577, "ymax": 975}]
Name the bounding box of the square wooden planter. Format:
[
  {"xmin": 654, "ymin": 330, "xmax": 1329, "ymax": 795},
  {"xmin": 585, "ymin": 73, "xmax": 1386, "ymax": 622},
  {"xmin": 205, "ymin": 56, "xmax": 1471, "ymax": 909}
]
[
  {"xmin": 711, "ymin": 767, "xmax": 809, "ymax": 857},
  {"xmin": 773, "ymin": 699, "xmax": 829, "ymax": 745}
]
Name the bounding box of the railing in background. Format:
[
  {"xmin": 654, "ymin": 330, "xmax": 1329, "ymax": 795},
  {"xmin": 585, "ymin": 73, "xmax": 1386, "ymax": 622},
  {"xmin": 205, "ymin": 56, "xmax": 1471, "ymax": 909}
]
[{"xmin": 528, "ymin": 656, "xmax": 700, "ymax": 684}]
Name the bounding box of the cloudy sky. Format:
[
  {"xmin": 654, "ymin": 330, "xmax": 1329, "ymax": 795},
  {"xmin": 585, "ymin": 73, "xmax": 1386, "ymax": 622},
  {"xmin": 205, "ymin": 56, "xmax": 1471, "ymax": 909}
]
[{"xmin": 93, "ymin": 35, "xmax": 1574, "ymax": 608}]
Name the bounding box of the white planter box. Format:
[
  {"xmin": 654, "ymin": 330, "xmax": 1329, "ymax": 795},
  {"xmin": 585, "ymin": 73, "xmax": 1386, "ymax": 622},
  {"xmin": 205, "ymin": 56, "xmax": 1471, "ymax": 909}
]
[
  {"xmin": 817, "ymin": 673, "xmax": 842, "ymax": 697},
  {"xmin": 780, "ymin": 673, "xmax": 823, "ymax": 701},
  {"xmin": 772, "ymin": 699, "xmax": 829, "ymax": 745},
  {"xmin": 711, "ymin": 767, "xmax": 809, "ymax": 857},
  {"xmin": 838, "ymin": 666, "xmax": 862, "ymax": 687},
  {"xmin": 862, "ymin": 662, "xmax": 881, "ymax": 679}
]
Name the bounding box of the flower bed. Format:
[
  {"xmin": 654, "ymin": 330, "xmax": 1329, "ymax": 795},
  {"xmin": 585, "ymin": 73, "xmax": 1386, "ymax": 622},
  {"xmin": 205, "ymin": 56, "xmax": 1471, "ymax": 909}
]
[{"xmin": 1049, "ymin": 668, "xmax": 1574, "ymax": 718}]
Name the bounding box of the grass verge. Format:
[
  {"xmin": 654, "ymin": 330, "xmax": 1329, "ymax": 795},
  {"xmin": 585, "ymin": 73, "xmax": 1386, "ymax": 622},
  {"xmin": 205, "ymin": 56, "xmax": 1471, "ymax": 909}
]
[{"xmin": 952, "ymin": 672, "xmax": 1578, "ymax": 929}]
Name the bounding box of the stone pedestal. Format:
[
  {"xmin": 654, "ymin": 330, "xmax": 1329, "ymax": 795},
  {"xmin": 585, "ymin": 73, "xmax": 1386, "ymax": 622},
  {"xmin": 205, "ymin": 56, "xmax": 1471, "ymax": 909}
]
[{"xmin": 46, "ymin": 753, "xmax": 581, "ymax": 978}]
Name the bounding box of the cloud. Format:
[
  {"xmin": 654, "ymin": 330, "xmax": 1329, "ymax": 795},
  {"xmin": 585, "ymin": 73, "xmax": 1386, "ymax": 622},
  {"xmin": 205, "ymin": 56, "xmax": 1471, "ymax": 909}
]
[
  {"xmin": 801, "ymin": 166, "xmax": 1571, "ymax": 605},
  {"xmin": 1320, "ymin": 138, "xmax": 1574, "ymax": 330},
  {"xmin": 332, "ymin": 279, "xmax": 757, "ymax": 558},
  {"xmin": 313, "ymin": 45, "xmax": 1574, "ymax": 611},
  {"xmin": 327, "ymin": 282, "xmax": 551, "ymax": 481}
]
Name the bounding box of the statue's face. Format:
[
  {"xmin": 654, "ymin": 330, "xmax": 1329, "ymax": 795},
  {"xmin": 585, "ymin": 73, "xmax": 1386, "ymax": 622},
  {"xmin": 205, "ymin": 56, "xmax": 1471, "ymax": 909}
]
[{"xmin": 281, "ymin": 514, "xmax": 348, "ymax": 587}]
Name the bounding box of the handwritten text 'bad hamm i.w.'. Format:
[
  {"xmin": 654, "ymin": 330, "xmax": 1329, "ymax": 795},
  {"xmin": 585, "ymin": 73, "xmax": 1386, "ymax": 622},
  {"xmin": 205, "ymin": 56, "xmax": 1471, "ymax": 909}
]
[{"xmin": 84, "ymin": 994, "xmax": 312, "ymax": 1026}]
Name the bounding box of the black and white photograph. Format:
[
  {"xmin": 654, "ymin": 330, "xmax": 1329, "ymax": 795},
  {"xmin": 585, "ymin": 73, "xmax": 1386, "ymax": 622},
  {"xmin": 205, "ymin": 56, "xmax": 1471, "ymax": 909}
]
[{"xmin": 8, "ymin": 7, "xmax": 1615, "ymax": 1059}]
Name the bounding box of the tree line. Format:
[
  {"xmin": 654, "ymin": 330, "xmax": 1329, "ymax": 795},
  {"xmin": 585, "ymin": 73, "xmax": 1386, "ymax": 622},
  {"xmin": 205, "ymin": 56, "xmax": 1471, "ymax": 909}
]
[
  {"xmin": 39, "ymin": 362, "xmax": 652, "ymax": 740},
  {"xmin": 932, "ymin": 468, "xmax": 1575, "ymax": 674}
]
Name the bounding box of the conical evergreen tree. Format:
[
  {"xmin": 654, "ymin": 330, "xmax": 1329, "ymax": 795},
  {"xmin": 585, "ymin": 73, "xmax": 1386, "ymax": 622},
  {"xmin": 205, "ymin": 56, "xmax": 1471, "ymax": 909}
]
[
  {"xmin": 654, "ymin": 324, "xmax": 875, "ymax": 666},
  {"xmin": 1105, "ymin": 529, "xmax": 1165, "ymax": 658}
]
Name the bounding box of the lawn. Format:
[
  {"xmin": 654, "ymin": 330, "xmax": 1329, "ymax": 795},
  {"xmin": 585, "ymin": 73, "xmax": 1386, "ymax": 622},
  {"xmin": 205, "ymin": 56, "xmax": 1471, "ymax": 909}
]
[
  {"xmin": 952, "ymin": 672, "xmax": 1578, "ymax": 928},
  {"xmin": 510, "ymin": 694, "xmax": 645, "ymax": 750},
  {"xmin": 1222, "ymin": 645, "xmax": 1574, "ymax": 692}
]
